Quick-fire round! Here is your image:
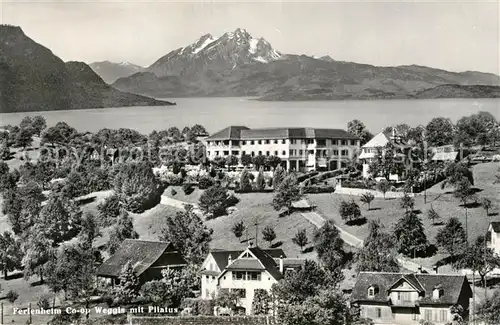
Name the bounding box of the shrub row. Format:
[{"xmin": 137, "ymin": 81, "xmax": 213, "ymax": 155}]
[
  {"xmin": 180, "ymin": 298, "xmax": 216, "ymax": 316},
  {"xmin": 302, "ymin": 185, "xmax": 336, "ymax": 194}
]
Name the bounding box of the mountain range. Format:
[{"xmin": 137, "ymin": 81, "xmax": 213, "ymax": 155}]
[
  {"xmin": 95, "ymin": 28, "xmax": 500, "ymax": 101},
  {"xmin": 0, "ymin": 25, "xmax": 173, "ymax": 113}
]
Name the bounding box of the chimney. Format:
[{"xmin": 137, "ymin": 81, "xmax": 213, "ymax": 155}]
[
  {"xmin": 433, "ymin": 265, "xmax": 438, "ymax": 274},
  {"xmin": 418, "ymin": 266, "xmax": 423, "ymax": 274},
  {"xmin": 279, "ymin": 255, "xmax": 284, "ymax": 274},
  {"xmin": 248, "ymin": 241, "xmax": 254, "ymax": 248},
  {"xmin": 227, "ymin": 254, "xmax": 232, "ymax": 267}
]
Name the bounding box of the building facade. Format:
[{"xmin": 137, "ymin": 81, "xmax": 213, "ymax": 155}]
[
  {"xmin": 200, "ymin": 245, "xmax": 305, "ymax": 315},
  {"xmin": 204, "ymin": 126, "xmax": 360, "ymax": 172},
  {"xmin": 487, "ymin": 222, "xmax": 500, "ymax": 256},
  {"xmin": 351, "ymin": 272, "xmax": 472, "ymax": 325}
]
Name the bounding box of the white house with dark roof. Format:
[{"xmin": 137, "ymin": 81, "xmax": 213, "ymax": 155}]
[
  {"xmin": 204, "ymin": 126, "xmax": 360, "ymax": 172},
  {"xmin": 351, "ymin": 272, "xmax": 472, "ymax": 325},
  {"xmin": 200, "ymin": 245, "xmax": 305, "ymax": 315},
  {"xmin": 486, "ymin": 221, "xmax": 500, "ymax": 256}
]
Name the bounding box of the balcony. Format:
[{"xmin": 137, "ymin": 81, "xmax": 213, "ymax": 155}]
[{"xmin": 389, "ymin": 299, "xmax": 419, "ymax": 307}]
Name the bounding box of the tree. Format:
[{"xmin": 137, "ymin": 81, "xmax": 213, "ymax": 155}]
[
  {"xmin": 272, "ymin": 260, "xmax": 327, "ymax": 304},
  {"xmin": 292, "ymin": 229, "xmax": 309, "ymax": 253},
  {"xmin": 425, "ymin": 117, "xmax": 455, "ymax": 146},
  {"xmin": 273, "ymin": 164, "xmax": 286, "ymax": 189},
  {"xmin": 272, "ymin": 174, "xmax": 302, "ymax": 211},
  {"xmin": 453, "ymin": 235, "xmax": 500, "ymax": 287},
  {"xmin": 231, "ymin": 221, "xmax": 245, "ymax": 243},
  {"xmin": 477, "ymin": 289, "xmax": 500, "ymax": 325},
  {"xmin": 262, "ymin": 226, "xmax": 276, "ymax": 247},
  {"xmin": 31, "ymin": 116, "xmax": 47, "ymax": 136},
  {"xmin": 253, "ymin": 155, "xmax": 266, "ymax": 170},
  {"xmin": 19, "ymin": 116, "xmax": 33, "ymax": 130},
  {"xmin": 160, "ymin": 205, "xmax": 213, "ymax": 265},
  {"xmin": 255, "ymin": 166, "xmax": 265, "ymax": 190},
  {"xmin": 113, "ymin": 162, "xmax": 163, "ymax": 213},
  {"xmin": 239, "ymin": 167, "xmax": 253, "ymax": 192},
  {"xmin": 190, "ymin": 124, "xmax": 207, "ymax": 137},
  {"xmin": 22, "ymin": 229, "xmax": 54, "ymax": 283},
  {"xmin": 107, "ymin": 209, "xmax": 139, "ymax": 254},
  {"xmin": 38, "ymin": 194, "xmax": 82, "ymax": 245},
  {"xmin": 199, "ymin": 184, "xmax": 232, "ymax": 218},
  {"xmin": 357, "ymin": 221, "xmax": 399, "ymax": 272},
  {"xmin": 212, "ymin": 156, "xmax": 226, "ymax": 168},
  {"xmin": 252, "ymin": 289, "xmax": 270, "ymax": 315},
  {"xmin": 454, "ymin": 176, "xmax": 475, "ymax": 240},
  {"xmin": 339, "ymin": 200, "xmax": 362, "ymax": 224},
  {"xmin": 96, "ymin": 194, "xmax": 121, "ymax": 227},
  {"xmin": 441, "ymin": 162, "xmax": 474, "ymax": 190},
  {"xmin": 240, "ymin": 154, "xmax": 253, "ymax": 167},
  {"xmin": 393, "ymin": 211, "xmax": 428, "ymax": 257},
  {"xmin": 481, "ymin": 197, "xmax": 492, "ymax": 216},
  {"xmin": 427, "ymin": 205, "xmax": 441, "ymax": 225},
  {"xmin": 376, "ymin": 179, "xmax": 391, "ymax": 199},
  {"xmin": 78, "ymin": 212, "xmax": 100, "ymax": 247},
  {"xmin": 225, "ymin": 155, "xmax": 238, "ymax": 170},
  {"xmin": 40, "ymin": 122, "xmax": 77, "ymax": 146},
  {"xmin": 436, "ymin": 217, "xmax": 467, "ymax": 257},
  {"xmin": 312, "ymin": 220, "xmax": 347, "ymax": 274},
  {"xmin": 368, "ymin": 144, "xmax": 403, "ymax": 181},
  {"xmin": 399, "ymin": 192, "xmax": 415, "ymax": 213},
  {"xmin": 0, "ymin": 141, "xmax": 11, "ymax": 160},
  {"xmin": 0, "ymin": 231, "xmax": 22, "ymax": 279},
  {"xmin": 14, "ymin": 127, "xmax": 33, "ymax": 149},
  {"xmin": 360, "ymin": 192, "xmax": 375, "ymax": 210},
  {"xmin": 265, "ymin": 156, "xmax": 282, "ymax": 169},
  {"xmin": 347, "ymin": 119, "xmax": 373, "ymax": 145},
  {"xmin": 216, "ymin": 288, "xmax": 241, "ymax": 310},
  {"xmin": 115, "ymin": 261, "xmax": 140, "ymax": 304}
]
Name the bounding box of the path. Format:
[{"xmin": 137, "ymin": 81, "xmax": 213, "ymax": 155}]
[
  {"xmin": 301, "ymin": 199, "xmax": 432, "ymax": 273},
  {"xmin": 160, "ymin": 195, "xmax": 203, "ymax": 216}
]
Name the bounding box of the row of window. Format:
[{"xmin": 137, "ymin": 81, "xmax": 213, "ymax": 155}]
[
  {"xmin": 208, "ymin": 139, "xmax": 357, "ymax": 146},
  {"xmin": 210, "ymin": 149, "xmax": 350, "ymax": 157},
  {"xmin": 232, "ymin": 271, "xmax": 262, "ymax": 281},
  {"xmin": 366, "ymin": 307, "xmax": 447, "ymax": 322}
]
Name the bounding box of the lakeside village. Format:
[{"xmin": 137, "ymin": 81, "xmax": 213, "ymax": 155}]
[{"xmin": 0, "ymin": 112, "xmax": 500, "ymax": 325}]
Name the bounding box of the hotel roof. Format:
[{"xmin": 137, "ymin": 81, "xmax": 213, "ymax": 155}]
[{"xmin": 206, "ymin": 126, "xmax": 359, "ymax": 141}]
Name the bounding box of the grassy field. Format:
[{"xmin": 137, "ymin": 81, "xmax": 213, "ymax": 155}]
[
  {"xmin": 308, "ymin": 162, "xmax": 500, "ymax": 270},
  {"xmin": 163, "ymin": 185, "xmax": 204, "ymax": 204}
]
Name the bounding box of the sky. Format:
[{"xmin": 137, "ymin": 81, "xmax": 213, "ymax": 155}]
[{"xmin": 0, "ymin": 0, "xmax": 499, "ymax": 74}]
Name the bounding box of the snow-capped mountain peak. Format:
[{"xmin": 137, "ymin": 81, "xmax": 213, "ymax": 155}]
[{"xmin": 148, "ymin": 28, "xmax": 281, "ymax": 77}]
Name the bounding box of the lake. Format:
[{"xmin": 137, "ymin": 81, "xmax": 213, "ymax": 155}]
[{"xmin": 1, "ymin": 98, "xmax": 499, "ymax": 134}]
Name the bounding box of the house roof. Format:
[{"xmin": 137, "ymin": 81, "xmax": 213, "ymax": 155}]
[
  {"xmin": 210, "ymin": 248, "xmax": 286, "ymax": 271},
  {"xmin": 291, "ymin": 199, "xmax": 311, "ymax": 209},
  {"xmin": 490, "ymin": 222, "xmax": 500, "ymax": 233},
  {"xmin": 97, "ymin": 239, "xmax": 186, "ymax": 278},
  {"xmin": 226, "ymin": 259, "xmax": 265, "ymax": 270},
  {"xmin": 352, "ymin": 272, "xmax": 471, "ymax": 306},
  {"xmin": 274, "ymin": 258, "xmax": 307, "ymax": 269},
  {"xmin": 206, "ymin": 126, "xmax": 359, "ymax": 141},
  {"xmin": 432, "ymin": 152, "xmax": 458, "ymax": 161},
  {"xmin": 362, "ymin": 131, "xmax": 390, "ymax": 149},
  {"xmin": 248, "ymin": 246, "xmax": 283, "ymax": 280}
]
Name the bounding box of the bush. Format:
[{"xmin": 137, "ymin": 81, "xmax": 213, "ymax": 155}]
[
  {"xmin": 179, "ymin": 298, "xmax": 215, "ymax": 316},
  {"xmin": 97, "ymin": 194, "xmax": 121, "ymax": 227},
  {"xmin": 302, "ymin": 185, "xmax": 336, "ymax": 194},
  {"xmin": 171, "ymin": 188, "xmax": 177, "ymax": 196},
  {"xmin": 182, "ymin": 183, "xmax": 195, "ymax": 195},
  {"xmin": 37, "ymin": 295, "xmax": 50, "ymax": 309},
  {"xmin": 341, "ymin": 179, "xmax": 375, "ymax": 189},
  {"xmin": 6, "ymin": 290, "xmax": 19, "ymax": 303},
  {"xmin": 226, "ymin": 194, "xmax": 240, "ymax": 206},
  {"xmin": 165, "ymin": 173, "xmax": 183, "ymax": 186},
  {"xmin": 198, "ymin": 175, "xmax": 215, "ymax": 189}
]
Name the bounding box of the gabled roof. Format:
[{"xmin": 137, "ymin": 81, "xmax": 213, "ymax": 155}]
[
  {"xmin": 248, "ymin": 247, "xmax": 283, "ymax": 280},
  {"xmin": 362, "ymin": 131, "xmax": 390, "ymax": 148},
  {"xmin": 210, "ymin": 248, "xmax": 286, "ymax": 271},
  {"xmin": 490, "ymin": 222, "xmax": 500, "ymax": 233},
  {"xmin": 206, "ymin": 126, "xmax": 359, "ymax": 141},
  {"xmin": 388, "ymin": 274, "xmax": 425, "ymax": 293},
  {"xmin": 97, "ymin": 239, "xmax": 186, "ymax": 278},
  {"xmin": 352, "ymin": 272, "xmax": 471, "ymax": 306}
]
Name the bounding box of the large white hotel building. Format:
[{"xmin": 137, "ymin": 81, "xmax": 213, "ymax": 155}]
[{"xmin": 204, "ymin": 126, "xmax": 360, "ymax": 172}]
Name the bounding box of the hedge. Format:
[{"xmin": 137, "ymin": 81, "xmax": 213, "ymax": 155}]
[{"xmin": 302, "ymin": 185, "xmax": 336, "ymax": 194}]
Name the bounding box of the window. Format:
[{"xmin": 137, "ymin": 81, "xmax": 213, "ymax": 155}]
[
  {"xmin": 251, "ymin": 140, "xmax": 255, "ymax": 145},
  {"xmin": 282, "ymin": 139, "xmax": 286, "ymax": 144},
  {"xmin": 375, "ymin": 308, "xmax": 381, "ymax": 318},
  {"xmin": 274, "ymin": 140, "xmax": 278, "ymax": 144},
  {"xmin": 341, "ymin": 140, "xmax": 347, "ymax": 145},
  {"xmin": 232, "ymin": 271, "xmax": 246, "ymax": 280},
  {"xmin": 368, "ymin": 288, "xmax": 375, "ymax": 297},
  {"xmin": 232, "ymin": 150, "xmax": 239, "ymax": 156},
  {"xmin": 274, "ymin": 151, "xmax": 278, "ymax": 156},
  {"xmin": 251, "ymin": 151, "xmax": 255, "ymax": 157},
  {"xmin": 258, "ymin": 151, "xmax": 262, "ymax": 155},
  {"xmin": 289, "ymin": 149, "xmax": 294, "ymax": 156},
  {"xmin": 332, "ymin": 150, "xmax": 339, "ymax": 156},
  {"xmin": 242, "ymin": 141, "xmax": 247, "ymax": 145},
  {"xmin": 215, "ymin": 151, "xmax": 219, "ymax": 156},
  {"xmin": 223, "ymin": 150, "xmax": 229, "ymax": 156},
  {"xmin": 291, "ymin": 139, "xmax": 297, "ymax": 144},
  {"xmin": 299, "ymin": 149, "xmax": 303, "ymax": 155},
  {"xmin": 332, "ymin": 139, "xmax": 338, "ymax": 145},
  {"xmin": 282, "ymin": 151, "xmax": 286, "ymax": 156},
  {"xmin": 248, "ymin": 272, "xmax": 261, "ymax": 281},
  {"xmin": 425, "ymin": 310, "xmax": 432, "ymax": 321},
  {"xmin": 440, "ymin": 310, "xmax": 447, "ymax": 322},
  {"xmin": 341, "ymin": 149, "xmax": 348, "ymax": 156},
  {"xmin": 232, "ymin": 288, "xmax": 246, "ymax": 298},
  {"xmin": 307, "ymin": 139, "xmax": 314, "ymax": 144},
  {"xmin": 317, "ymin": 139, "xmax": 326, "ymax": 146},
  {"xmin": 241, "ymin": 252, "xmax": 252, "ymax": 258},
  {"xmin": 242, "ymin": 151, "xmax": 246, "ymax": 155},
  {"xmin": 266, "ymin": 151, "xmax": 270, "ymax": 156},
  {"xmin": 258, "ymin": 140, "xmax": 262, "ymax": 145},
  {"xmin": 265, "ymin": 140, "xmax": 270, "ymax": 144},
  {"xmin": 232, "ymin": 140, "xmax": 239, "ymax": 146},
  {"xmin": 207, "ymin": 141, "xmax": 211, "ymax": 146}
]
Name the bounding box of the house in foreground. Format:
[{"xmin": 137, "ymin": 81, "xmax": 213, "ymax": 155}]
[
  {"xmin": 200, "ymin": 244, "xmax": 305, "ymax": 314},
  {"xmin": 97, "ymin": 239, "xmax": 187, "ymax": 285},
  {"xmin": 351, "ymin": 271, "xmax": 472, "ymax": 325},
  {"xmin": 204, "ymin": 126, "xmax": 360, "ymax": 172}
]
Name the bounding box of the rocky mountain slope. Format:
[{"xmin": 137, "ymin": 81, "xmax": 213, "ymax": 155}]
[
  {"xmin": 107, "ymin": 28, "xmax": 500, "ymax": 100},
  {"xmin": 0, "ymin": 25, "xmax": 173, "ymax": 113},
  {"xmin": 89, "ymin": 61, "xmax": 145, "ymax": 84}
]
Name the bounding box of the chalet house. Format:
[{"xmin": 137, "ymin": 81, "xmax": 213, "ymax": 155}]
[
  {"xmin": 200, "ymin": 245, "xmax": 305, "ymax": 315},
  {"xmin": 351, "ymin": 272, "xmax": 472, "ymax": 325},
  {"xmin": 486, "ymin": 221, "xmax": 500, "ymax": 256},
  {"xmin": 430, "ymin": 145, "xmax": 459, "ymax": 162},
  {"xmin": 358, "ymin": 130, "xmax": 412, "ymax": 181},
  {"xmin": 97, "ymin": 239, "xmax": 187, "ymax": 285}
]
